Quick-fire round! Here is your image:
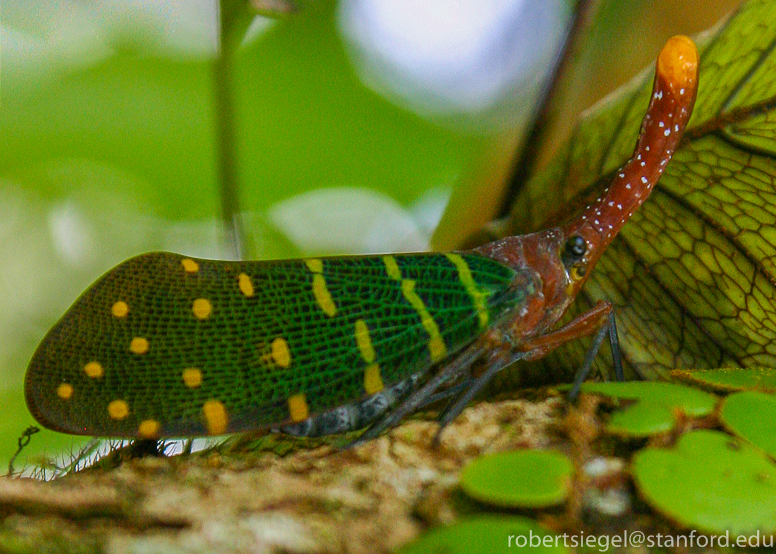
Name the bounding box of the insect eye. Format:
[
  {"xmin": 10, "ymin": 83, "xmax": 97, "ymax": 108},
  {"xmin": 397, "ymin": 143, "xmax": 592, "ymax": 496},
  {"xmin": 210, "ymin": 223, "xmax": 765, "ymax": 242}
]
[
  {"xmin": 566, "ymin": 236, "xmax": 586, "ymax": 257},
  {"xmin": 562, "ymin": 235, "xmax": 587, "ymax": 269}
]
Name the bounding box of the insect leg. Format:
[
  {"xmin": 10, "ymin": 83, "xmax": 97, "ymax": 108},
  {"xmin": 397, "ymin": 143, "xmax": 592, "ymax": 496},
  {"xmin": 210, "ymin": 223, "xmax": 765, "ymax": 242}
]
[
  {"xmin": 345, "ymin": 341, "xmax": 486, "ymax": 448},
  {"xmin": 416, "ymin": 350, "xmax": 525, "ymax": 414},
  {"xmin": 415, "ymin": 378, "xmax": 473, "ymax": 410},
  {"xmin": 567, "ymin": 309, "xmax": 624, "ymax": 400},
  {"xmin": 516, "ymin": 300, "xmax": 624, "ymax": 391},
  {"xmin": 608, "ymin": 310, "xmax": 624, "ymax": 382},
  {"xmin": 432, "ymin": 349, "xmax": 528, "ymax": 445},
  {"xmin": 517, "ymin": 300, "xmax": 612, "ymax": 358}
]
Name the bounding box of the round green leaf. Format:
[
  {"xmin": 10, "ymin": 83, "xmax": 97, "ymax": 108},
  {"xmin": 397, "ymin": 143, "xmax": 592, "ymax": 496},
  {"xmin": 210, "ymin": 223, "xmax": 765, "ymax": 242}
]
[
  {"xmin": 632, "ymin": 430, "xmax": 776, "ymax": 536},
  {"xmin": 460, "ymin": 450, "xmax": 573, "ymax": 508},
  {"xmin": 672, "ymin": 368, "xmax": 776, "ymax": 393},
  {"xmin": 721, "ymin": 391, "xmax": 776, "ymax": 458},
  {"xmin": 580, "ymin": 382, "xmax": 717, "ymax": 437},
  {"xmin": 396, "ymin": 516, "xmax": 569, "ymax": 554}
]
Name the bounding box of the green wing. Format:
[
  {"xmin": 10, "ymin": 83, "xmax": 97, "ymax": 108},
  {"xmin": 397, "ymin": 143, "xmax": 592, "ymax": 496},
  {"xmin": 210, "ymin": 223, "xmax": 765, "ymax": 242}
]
[{"xmin": 25, "ymin": 251, "xmax": 529, "ymax": 437}]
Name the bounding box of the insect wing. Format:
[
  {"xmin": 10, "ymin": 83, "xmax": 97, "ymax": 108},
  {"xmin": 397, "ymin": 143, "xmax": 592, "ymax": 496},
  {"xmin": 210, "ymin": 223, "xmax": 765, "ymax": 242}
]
[{"xmin": 25, "ymin": 251, "xmax": 527, "ymax": 437}]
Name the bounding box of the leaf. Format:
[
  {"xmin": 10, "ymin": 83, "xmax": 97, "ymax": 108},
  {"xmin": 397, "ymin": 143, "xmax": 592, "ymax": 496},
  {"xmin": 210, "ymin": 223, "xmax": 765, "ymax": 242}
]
[
  {"xmin": 720, "ymin": 390, "xmax": 776, "ymax": 457},
  {"xmin": 579, "ymin": 382, "xmax": 717, "ymax": 437},
  {"xmin": 396, "ymin": 516, "xmax": 569, "ymax": 554},
  {"xmin": 672, "ymin": 367, "xmax": 776, "ymax": 392},
  {"xmin": 459, "ymin": 450, "xmax": 573, "ymax": 508},
  {"xmin": 503, "ymin": 0, "xmax": 776, "ymax": 381},
  {"xmin": 632, "ymin": 429, "xmax": 776, "ymax": 536}
]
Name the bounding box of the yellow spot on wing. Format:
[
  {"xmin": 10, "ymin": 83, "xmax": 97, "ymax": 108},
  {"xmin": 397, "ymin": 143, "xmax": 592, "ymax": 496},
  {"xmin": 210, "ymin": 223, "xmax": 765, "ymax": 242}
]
[
  {"xmin": 312, "ymin": 274, "xmax": 337, "ymax": 316},
  {"xmin": 111, "ymin": 301, "xmax": 129, "ymax": 318},
  {"xmin": 203, "ymin": 400, "xmax": 228, "ymax": 435},
  {"xmin": 138, "ymin": 419, "xmax": 160, "ymax": 439},
  {"xmin": 238, "ymin": 273, "xmax": 254, "ymax": 297},
  {"xmin": 108, "ymin": 399, "xmax": 129, "ymax": 420},
  {"xmin": 288, "ymin": 394, "xmax": 309, "ymax": 422},
  {"xmin": 192, "ymin": 298, "xmax": 212, "ymax": 320},
  {"xmin": 84, "ymin": 361, "xmax": 104, "ymax": 378},
  {"xmin": 383, "ymin": 255, "xmax": 401, "ymax": 280},
  {"xmin": 401, "ymin": 279, "xmax": 447, "ymax": 362},
  {"xmin": 364, "ymin": 363, "xmax": 384, "ymax": 395},
  {"xmin": 271, "ymin": 337, "xmax": 291, "ymax": 368},
  {"xmin": 304, "ymin": 259, "xmax": 337, "ymax": 316},
  {"xmin": 305, "ymin": 258, "xmax": 323, "ymax": 273},
  {"xmin": 129, "ymin": 337, "xmax": 149, "ymax": 355},
  {"xmin": 428, "ymin": 336, "xmax": 446, "ymax": 361},
  {"xmin": 445, "ymin": 253, "xmax": 489, "ymax": 328},
  {"xmin": 181, "ymin": 258, "xmax": 199, "ymax": 273},
  {"xmin": 57, "ymin": 383, "xmax": 73, "ymax": 400},
  {"xmin": 383, "ymin": 256, "xmax": 447, "ymax": 361},
  {"xmin": 355, "ymin": 319, "xmax": 376, "ymax": 363},
  {"xmin": 182, "ymin": 368, "xmax": 202, "ymax": 388}
]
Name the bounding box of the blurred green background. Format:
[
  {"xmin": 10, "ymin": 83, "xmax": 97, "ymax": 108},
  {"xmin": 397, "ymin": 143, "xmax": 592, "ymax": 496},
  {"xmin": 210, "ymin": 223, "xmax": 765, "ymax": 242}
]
[{"xmin": 0, "ymin": 0, "xmax": 740, "ymax": 470}]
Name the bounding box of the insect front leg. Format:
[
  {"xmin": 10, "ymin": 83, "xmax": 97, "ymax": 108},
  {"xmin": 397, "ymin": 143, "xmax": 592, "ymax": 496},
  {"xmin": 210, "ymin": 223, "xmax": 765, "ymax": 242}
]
[
  {"xmin": 567, "ymin": 309, "xmax": 623, "ymax": 399},
  {"xmin": 431, "ymin": 303, "xmax": 624, "ymax": 443},
  {"xmin": 519, "ymin": 300, "xmax": 623, "ymax": 391}
]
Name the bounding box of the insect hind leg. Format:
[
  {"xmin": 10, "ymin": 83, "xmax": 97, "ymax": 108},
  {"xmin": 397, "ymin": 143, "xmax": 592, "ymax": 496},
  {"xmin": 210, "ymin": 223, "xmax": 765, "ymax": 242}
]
[
  {"xmin": 432, "ymin": 348, "xmax": 527, "ymax": 445},
  {"xmin": 344, "ymin": 342, "xmax": 486, "ymax": 448}
]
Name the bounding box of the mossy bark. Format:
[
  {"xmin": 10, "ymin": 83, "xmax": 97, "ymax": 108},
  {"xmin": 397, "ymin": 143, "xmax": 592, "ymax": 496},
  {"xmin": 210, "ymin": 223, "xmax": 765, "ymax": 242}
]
[{"xmin": 0, "ymin": 396, "xmax": 564, "ymax": 553}]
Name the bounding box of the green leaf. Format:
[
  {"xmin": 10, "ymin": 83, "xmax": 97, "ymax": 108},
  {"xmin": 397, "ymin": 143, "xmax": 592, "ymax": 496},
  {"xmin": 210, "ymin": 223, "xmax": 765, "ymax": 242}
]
[
  {"xmin": 580, "ymin": 382, "xmax": 717, "ymax": 437},
  {"xmin": 459, "ymin": 450, "xmax": 573, "ymax": 508},
  {"xmin": 632, "ymin": 429, "xmax": 776, "ymax": 536},
  {"xmin": 672, "ymin": 367, "xmax": 776, "ymax": 392},
  {"xmin": 720, "ymin": 390, "xmax": 776, "ymax": 457},
  {"xmin": 503, "ymin": 0, "xmax": 776, "ymax": 382},
  {"xmin": 395, "ymin": 516, "xmax": 569, "ymax": 554}
]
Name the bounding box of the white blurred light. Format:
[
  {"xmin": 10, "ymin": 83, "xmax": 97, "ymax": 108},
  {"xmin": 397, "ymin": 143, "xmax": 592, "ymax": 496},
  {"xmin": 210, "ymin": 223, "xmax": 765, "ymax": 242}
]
[
  {"xmin": 268, "ymin": 187, "xmax": 448, "ymax": 254},
  {"xmin": 338, "ymin": 0, "xmax": 569, "ymax": 130},
  {"xmin": 48, "ymin": 201, "xmax": 97, "ymax": 267}
]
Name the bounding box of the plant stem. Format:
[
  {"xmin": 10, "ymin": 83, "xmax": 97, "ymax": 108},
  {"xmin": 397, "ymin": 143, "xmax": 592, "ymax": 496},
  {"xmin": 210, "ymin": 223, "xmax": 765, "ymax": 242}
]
[{"xmin": 214, "ymin": 0, "xmax": 255, "ymax": 259}]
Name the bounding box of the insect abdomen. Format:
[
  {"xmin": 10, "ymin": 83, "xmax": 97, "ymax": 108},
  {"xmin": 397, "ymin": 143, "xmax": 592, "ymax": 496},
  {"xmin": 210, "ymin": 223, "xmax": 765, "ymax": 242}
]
[
  {"xmin": 280, "ymin": 374, "xmax": 420, "ymax": 437},
  {"xmin": 25, "ymin": 251, "xmax": 529, "ymax": 438}
]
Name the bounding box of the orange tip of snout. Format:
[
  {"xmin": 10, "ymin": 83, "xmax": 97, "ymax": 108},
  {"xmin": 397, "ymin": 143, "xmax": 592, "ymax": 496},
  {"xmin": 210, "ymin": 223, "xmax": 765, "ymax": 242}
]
[{"xmin": 657, "ymin": 35, "xmax": 698, "ymax": 92}]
